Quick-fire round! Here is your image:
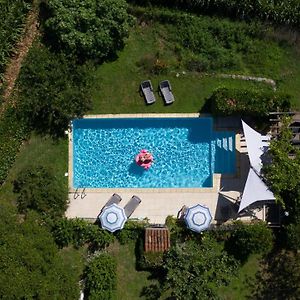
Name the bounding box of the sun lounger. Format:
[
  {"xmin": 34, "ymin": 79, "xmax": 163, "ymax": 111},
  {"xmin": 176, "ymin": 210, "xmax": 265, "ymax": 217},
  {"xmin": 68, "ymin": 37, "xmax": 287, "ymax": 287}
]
[
  {"xmin": 124, "ymin": 195, "xmax": 142, "ymax": 218},
  {"xmin": 103, "ymin": 193, "xmax": 122, "ymax": 209},
  {"xmin": 140, "ymin": 80, "xmax": 156, "ymax": 105},
  {"xmin": 159, "ymin": 80, "xmax": 174, "ymax": 105}
]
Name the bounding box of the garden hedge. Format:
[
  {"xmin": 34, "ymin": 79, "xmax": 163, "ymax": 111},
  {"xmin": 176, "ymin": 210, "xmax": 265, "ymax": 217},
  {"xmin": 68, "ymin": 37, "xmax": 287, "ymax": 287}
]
[
  {"xmin": 50, "ymin": 218, "xmax": 115, "ymax": 249},
  {"xmin": 210, "ymin": 87, "xmax": 291, "ymax": 117}
]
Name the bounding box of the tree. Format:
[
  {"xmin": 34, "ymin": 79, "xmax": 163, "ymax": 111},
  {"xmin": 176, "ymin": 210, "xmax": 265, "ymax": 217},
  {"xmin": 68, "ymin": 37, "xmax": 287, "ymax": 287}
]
[
  {"xmin": 0, "ymin": 205, "xmax": 82, "ymax": 299},
  {"xmin": 264, "ymin": 117, "xmax": 300, "ymax": 220},
  {"xmin": 13, "ymin": 165, "xmax": 67, "ymax": 217},
  {"xmin": 225, "ymin": 221, "xmax": 274, "ymax": 262},
  {"xmin": 42, "ymin": 0, "xmax": 132, "ymax": 62},
  {"xmin": 163, "ymin": 236, "xmax": 238, "ymax": 300},
  {"xmin": 84, "ymin": 253, "xmax": 117, "ymax": 300},
  {"xmin": 17, "ymin": 44, "xmax": 92, "ymax": 136}
]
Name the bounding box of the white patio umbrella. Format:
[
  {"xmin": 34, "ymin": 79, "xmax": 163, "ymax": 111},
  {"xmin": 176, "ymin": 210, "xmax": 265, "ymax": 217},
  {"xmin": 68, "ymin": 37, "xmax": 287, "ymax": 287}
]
[
  {"xmin": 99, "ymin": 204, "xmax": 127, "ymax": 233},
  {"xmin": 184, "ymin": 204, "xmax": 212, "ymax": 233}
]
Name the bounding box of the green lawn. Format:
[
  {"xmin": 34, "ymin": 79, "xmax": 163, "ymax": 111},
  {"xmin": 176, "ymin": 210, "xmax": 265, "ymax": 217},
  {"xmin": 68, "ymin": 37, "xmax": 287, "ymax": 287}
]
[
  {"xmin": 218, "ymin": 254, "xmax": 262, "ymax": 300},
  {"xmin": 109, "ymin": 241, "xmax": 160, "ymax": 300},
  {"xmin": 90, "ymin": 24, "xmax": 275, "ymax": 114},
  {"xmin": 90, "ymin": 13, "xmax": 300, "ymax": 114},
  {"xmin": 0, "ymin": 134, "xmax": 68, "ymax": 204}
]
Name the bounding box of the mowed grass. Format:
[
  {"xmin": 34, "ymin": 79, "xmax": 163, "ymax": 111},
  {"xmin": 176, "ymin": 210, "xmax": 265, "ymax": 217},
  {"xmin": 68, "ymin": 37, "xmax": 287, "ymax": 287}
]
[
  {"xmin": 109, "ymin": 241, "xmax": 160, "ymax": 300},
  {"xmin": 218, "ymin": 254, "xmax": 262, "ymax": 300},
  {"xmin": 90, "ymin": 24, "xmax": 274, "ymax": 114},
  {"xmin": 0, "ymin": 134, "xmax": 68, "ymax": 204},
  {"xmin": 90, "ymin": 16, "xmax": 300, "ymax": 114}
]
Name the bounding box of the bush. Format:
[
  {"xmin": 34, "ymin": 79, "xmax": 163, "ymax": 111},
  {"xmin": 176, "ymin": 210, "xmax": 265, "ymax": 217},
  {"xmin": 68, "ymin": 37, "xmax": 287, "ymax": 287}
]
[
  {"xmin": 115, "ymin": 220, "xmax": 147, "ymax": 245},
  {"xmin": 163, "ymin": 237, "xmax": 238, "ymax": 299},
  {"xmin": 84, "ymin": 253, "xmax": 117, "ymax": 300},
  {"xmin": 0, "ymin": 206, "xmax": 82, "ymax": 299},
  {"xmin": 209, "ymin": 87, "xmax": 291, "ymax": 117},
  {"xmin": 13, "ymin": 165, "xmax": 67, "ymax": 217},
  {"xmin": 165, "ymin": 216, "xmax": 196, "ymax": 243},
  {"xmin": 285, "ymin": 223, "xmax": 300, "ymax": 251},
  {"xmin": 16, "ymin": 43, "xmax": 92, "ymax": 136},
  {"xmin": 225, "ymin": 221, "xmax": 274, "ymax": 262},
  {"xmin": 42, "ymin": 0, "xmax": 133, "ymax": 62},
  {"xmin": 51, "ymin": 218, "xmax": 114, "ymax": 249},
  {"xmin": 0, "ymin": 107, "xmax": 29, "ymax": 184}
]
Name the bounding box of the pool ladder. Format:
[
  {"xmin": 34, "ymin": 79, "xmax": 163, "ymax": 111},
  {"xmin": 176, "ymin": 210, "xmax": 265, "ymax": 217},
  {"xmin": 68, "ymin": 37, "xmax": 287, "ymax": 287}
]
[{"xmin": 74, "ymin": 188, "xmax": 87, "ymax": 199}]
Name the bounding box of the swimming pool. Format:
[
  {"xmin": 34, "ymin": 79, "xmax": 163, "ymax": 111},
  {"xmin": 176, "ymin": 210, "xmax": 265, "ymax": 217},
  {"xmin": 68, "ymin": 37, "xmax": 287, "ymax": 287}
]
[{"xmin": 72, "ymin": 117, "xmax": 235, "ymax": 188}]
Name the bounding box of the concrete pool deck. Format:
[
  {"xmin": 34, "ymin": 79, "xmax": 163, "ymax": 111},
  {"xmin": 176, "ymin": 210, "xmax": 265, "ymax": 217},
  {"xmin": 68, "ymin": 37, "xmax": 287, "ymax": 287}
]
[{"xmin": 66, "ymin": 114, "xmax": 264, "ymax": 224}]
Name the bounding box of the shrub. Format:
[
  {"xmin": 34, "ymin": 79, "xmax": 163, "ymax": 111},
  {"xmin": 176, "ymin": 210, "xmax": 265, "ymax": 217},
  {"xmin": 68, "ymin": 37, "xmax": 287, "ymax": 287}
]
[
  {"xmin": 16, "ymin": 43, "xmax": 92, "ymax": 137},
  {"xmin": 0, "ymin": 107, "xmax": 29, "ymax": 184},
  {"xmin": 209, "ymin": 87, "xmax": 291, "ymax": 117},
  {"xmin": 163, "ymin": 237, "xmax": 238, "ymax": 300},
  {"xmin": 84, "ymin": 253, "xmax": 117, "ymax": 300},
  {"xmin": 13, "ymin": 165, "xmax": 67, "ymax": 217},
  {"xmin": 225, "ymin": 221, "xmax": 274, "ymax": 262},
  {"xmin": 0, "ymin": 206, "xmax": 82, "ymax": 299},
  {"xmin": 42, "ymin": 0, "xmax": 133, "ymax": 62},
  {"xmin": 115, "ymin": 220, "xmax": 147, "ymax": 245},
  {"xmin": 51, "ymin": 218, "xmax": 114, "ymax": 249},
  {"xmin": 285, "ymin": 223, "xmax": 300, "ymax": 251}
]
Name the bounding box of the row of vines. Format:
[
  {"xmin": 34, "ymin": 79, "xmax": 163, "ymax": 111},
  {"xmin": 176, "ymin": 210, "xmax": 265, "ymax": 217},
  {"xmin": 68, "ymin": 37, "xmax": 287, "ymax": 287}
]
[
  {"xmin": 129, "ymin": 0, "xmax": 300, "ymax": 27},
  {"xmin": 0, "ymin": 0, "xmax": 31, "ymax": 80}
]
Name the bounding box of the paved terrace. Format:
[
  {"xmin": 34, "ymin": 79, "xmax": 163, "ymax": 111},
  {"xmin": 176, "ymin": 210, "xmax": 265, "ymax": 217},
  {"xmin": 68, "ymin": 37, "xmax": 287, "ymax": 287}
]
[{"xmin": 66, "ymin": 114, "xmax": 264, "ymax": 224}]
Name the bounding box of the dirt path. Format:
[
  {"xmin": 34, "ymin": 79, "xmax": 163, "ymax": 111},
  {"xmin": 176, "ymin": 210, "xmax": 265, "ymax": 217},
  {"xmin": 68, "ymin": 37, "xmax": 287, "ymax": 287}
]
[{"xmin": 1, "ymin": 8, "xmax": 39, "ymax": 108}]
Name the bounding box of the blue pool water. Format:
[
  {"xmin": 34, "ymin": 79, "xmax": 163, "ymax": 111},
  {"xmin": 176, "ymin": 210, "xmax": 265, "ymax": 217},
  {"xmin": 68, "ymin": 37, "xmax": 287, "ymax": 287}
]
[{"xmin": 72, "ymin": 118, "xmax": 235, "ymax": 188}]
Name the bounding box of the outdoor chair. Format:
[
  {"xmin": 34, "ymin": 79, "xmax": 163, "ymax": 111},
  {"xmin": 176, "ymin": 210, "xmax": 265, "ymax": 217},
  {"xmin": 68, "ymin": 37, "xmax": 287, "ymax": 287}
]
[
  {"xmin": 140, "ymin": 80, "xmax": 156, "ymax": 105},
  {"xmin": 102, "ymin": 193, "xmax": 122, "ymax": 211},
  {"xmin": 159, "ymin": 80, "xmax": 174, "ymax": 105},
  {"xmin": 124, "ymin": 195, "xmax": 142, "ymax": 218}
]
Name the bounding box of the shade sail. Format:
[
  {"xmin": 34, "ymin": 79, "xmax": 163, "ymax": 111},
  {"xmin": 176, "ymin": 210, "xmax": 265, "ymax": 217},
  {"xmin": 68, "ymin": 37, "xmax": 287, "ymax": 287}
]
[
  {"xmin": 238, "ymin": 168, "xmax": 275, "ymax": 213},
  {"xmin": 99, "ymin": 204, "xmax": 127, "ymax": 232},
  {"xmin": 184, "ymin": 204, "xmax": 212, "ymax": 232},
  {"xmin": 242, "ymin": 120, "xmax": 270, "ymax": 174}
]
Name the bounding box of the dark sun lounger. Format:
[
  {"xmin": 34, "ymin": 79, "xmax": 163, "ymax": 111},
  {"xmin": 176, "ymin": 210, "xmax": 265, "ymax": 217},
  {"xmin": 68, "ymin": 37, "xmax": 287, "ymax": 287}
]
[
  {"xmin": 140, "ymin": 80, "xmax": 156, "ymax": 105},
  {"xmin": 159, "ymin": 80, "xmax": 174, "ymax": 105}
]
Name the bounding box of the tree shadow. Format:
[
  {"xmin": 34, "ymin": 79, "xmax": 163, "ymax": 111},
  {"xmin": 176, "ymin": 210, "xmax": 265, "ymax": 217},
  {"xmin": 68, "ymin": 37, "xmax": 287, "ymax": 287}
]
[{"xmin": 248, "ymin": 251, "xmax": 300, "ymax": 300}]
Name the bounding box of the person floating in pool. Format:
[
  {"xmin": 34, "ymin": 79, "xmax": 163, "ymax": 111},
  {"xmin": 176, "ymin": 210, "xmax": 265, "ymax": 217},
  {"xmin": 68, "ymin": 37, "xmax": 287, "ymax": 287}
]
[{"xmin": 135, "ymin": 150, "xmax": 153, "ymax": 169}]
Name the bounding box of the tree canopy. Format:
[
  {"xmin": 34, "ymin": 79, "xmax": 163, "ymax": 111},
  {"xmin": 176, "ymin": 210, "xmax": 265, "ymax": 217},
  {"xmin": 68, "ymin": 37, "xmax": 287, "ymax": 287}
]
[
  {"xmin": 17, "ymin": 44, "xmax": 92, "ymax": 136},
  {"xmin": 163, "ymin": 236, "xmax": 238, "ymax": 300},
  {"xmin": 42, "ymin": 0, "xmax": 132, "ymax": 62},
  {"xmin": 13, "ymin": 165, "xmax": 67, "ymax": 217},
  {"xmin": 0, "ymin": 205, "xmax": 82, "ymax": 299}
]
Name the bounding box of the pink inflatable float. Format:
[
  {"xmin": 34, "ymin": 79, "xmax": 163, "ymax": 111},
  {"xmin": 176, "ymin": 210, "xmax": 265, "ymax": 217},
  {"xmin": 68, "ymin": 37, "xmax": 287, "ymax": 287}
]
[{"xmin": 135, "ymin": 149, "xmax": 153, "ymax": 170}]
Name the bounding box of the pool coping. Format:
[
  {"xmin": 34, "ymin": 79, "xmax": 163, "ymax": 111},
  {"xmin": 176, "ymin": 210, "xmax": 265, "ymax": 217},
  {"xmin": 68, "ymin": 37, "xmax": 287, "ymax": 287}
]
[{"xmin": 68, "ymin": 113, "xmax": 239, "ymax": 194}]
